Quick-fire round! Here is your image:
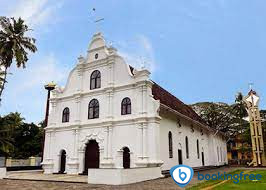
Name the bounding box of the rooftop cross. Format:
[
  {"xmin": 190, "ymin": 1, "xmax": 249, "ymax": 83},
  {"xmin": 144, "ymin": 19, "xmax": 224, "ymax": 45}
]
[
  {"xmin": 91, "ymin": 8, "xmax": 104, "ymax": 32},
  {"xmin": 248, "ymin": 82, "xmax": 254, "ymax": 90}
]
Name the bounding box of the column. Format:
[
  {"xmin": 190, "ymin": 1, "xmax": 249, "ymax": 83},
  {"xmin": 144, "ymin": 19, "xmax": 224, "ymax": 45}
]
[
  {"xmin": 104, "ymin": 127, "xmax": 109, "ymax": 159},
  {"xmin": 142, "ymin": 84, "xmax": 147, "ymax": 114},
  {"xmin": 108, "ymin": 61, "xmax": 114, "ymax": 86},
  {"xmin": 108, "ymin": 126, "xmax": 113, "ymax": 159},
  {"xmin": 107, "ymin": 91, "xmax": 114, "ymax": 118},
  {"xmin": 78, "ymin": 149, "xmax": 85, "ymax": 174},
  {"xmin": 142, "ymin": 123, "xmax": 148, "ymax": 158},
  {"xmin": 75, "ymin": 96, "xmax": 81, "ymax": 123}
]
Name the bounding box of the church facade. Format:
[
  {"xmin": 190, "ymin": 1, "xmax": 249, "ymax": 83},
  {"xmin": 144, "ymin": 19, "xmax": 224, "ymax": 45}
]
[{"xmin": 42, "ymin": 33, "xmax": 227, "ymax": 184}]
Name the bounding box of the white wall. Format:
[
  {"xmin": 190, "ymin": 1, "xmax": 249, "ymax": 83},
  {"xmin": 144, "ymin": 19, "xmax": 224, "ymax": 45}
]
[{"xmin": 159, "ymin": 111, "xmax": 227, "ymax": 170}]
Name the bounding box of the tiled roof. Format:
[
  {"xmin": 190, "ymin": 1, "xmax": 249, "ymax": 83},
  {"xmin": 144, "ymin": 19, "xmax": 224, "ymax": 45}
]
[{"xmin": 152, "ymin": 82, "xmax": 206, "ymax": 125}]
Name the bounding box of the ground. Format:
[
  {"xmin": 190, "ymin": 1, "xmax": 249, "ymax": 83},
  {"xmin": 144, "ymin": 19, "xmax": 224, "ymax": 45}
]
[{"xmin": 1, "ymin": 167, "xmax": 265, "ymax": 190}]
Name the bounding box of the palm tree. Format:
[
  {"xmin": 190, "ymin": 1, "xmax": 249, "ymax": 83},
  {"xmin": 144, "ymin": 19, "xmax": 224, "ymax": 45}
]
[
  {"xmin": 232, "ymin": 92, "xmax": 249, "ymax": 162},
  {"xmin": 0, "ymin": 16, "xmax": 37, "ymax": 101}
]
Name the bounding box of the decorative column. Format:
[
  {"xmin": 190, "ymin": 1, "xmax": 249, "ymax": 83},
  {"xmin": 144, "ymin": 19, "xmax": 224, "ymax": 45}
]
[
  {"xmin": 106, "ymin": 91, "xmax": 114, "ymax": 118},
  {"xmin": 108, "ymin": 61, "xmax": 114, "ymax": 86},
  {"xmin": 78, "ymin": 149, "xmax": 85, "ymax": 174},
  {"xmin": 108, "ymin": 126, "xmax": 113, "ymax": 159},
  {"xmin": 136, "ymin": 122, "xmax": 148, "ymax": 167},
  {"xmin": 67, "ymin": 128, "xmax": 79, "ymax": 174},
  {"xmin": 102, "ymin": 126, "xmax": 114, "ymax": 168},
  {"xmin": 74, "ymin": 95, "xmax": 81, "ymax": 124}
]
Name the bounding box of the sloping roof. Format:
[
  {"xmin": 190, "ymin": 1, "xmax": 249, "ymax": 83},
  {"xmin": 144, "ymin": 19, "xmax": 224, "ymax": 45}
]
[{"xmin": 152, "ymin": 82, "xmax": 206, "ymax": 125}]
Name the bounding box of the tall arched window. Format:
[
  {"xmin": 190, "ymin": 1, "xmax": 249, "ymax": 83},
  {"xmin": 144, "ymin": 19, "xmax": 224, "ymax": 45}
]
[
  {"xmin": 168, "ymin": 131, "xmax": 173, "ymax": 158},
  {"xmin": 121, "ymin": 97, "xmax": 131, "ymax": 115},
  {"xmin": 62, "ymin": 107, "xmax": 70, "ymax": 123},
  {"xmin": 185, "ymin": 136, "xmax": 189, "ymax": 159},
  {"xmin": 90, "ymin": 70, "xmax": 101, "ymax": 90},
  {"xmin": 217, "ymin": 146, "xmax": 219, "ymax": 162},
  {"xmin": 88, "ymin": 99, "xmax": 99, "ymax": 119},
  {"xmin": 197, "ymin": 139, "xmax": 200, "ymax": 159}
]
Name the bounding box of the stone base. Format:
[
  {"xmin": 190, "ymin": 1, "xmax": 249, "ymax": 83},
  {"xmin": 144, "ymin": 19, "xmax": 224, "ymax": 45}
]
[
  {"xmin": 0, "ymin": 167, "xmax": 6, "ymax": 179},
  {"xmin": 88, "ymin": 167, "xmax": 163, "ymax": 185},
  {"xmin": 41, "ymin": 159, "xmax": 54, "ymax": 174}
]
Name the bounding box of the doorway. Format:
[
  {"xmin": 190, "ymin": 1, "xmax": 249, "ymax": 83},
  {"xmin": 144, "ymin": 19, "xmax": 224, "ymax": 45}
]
[
  {"xmin": 59, "ymin": 150, "xmax": 66, "ymax": 174},
  {"xmin": 202, "ymin": 152, "xmax": 205, "ymax": 166},
  {"xmin": 178, "ymin": 149, "xmax": 183, "ymax": 165},
  {"xmin": 83, "ymin": 140, "xmax": 99, "ymax": 174},
  {"xmin": 123, "ymin": 147, "xmax": 130, "ymax": 169}
]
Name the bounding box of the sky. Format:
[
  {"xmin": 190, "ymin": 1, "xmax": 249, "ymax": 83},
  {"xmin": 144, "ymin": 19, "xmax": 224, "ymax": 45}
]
[{"xmin": 0, "ymin": 0, "xmax": 265, "ymax": 123}]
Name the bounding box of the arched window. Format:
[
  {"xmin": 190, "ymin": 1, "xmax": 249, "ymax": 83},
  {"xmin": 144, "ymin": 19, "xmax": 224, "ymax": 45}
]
[
  {"xmin": 168, "ymin": 132, "xmax": 173, "ymax": 158},
  {"xmin": 185, "ymin": 136, "xmax": 189, "ymax": 159},
  {"xmin": 197, "ymin": 139, "xmax": 200, "ymax": 159},
  {"xmin": 90, "ymin": 70, "xmax": 101, "ymax": 90},
  {"xmin": 88, "ymin": 99, "xmax": 99, "ymax": 119},
  {"xmin": 62, "ymin": 107, "xmax": 70, "ymax": 123},
  {"xmin": 121, "ymin": 97, "xmax": 131, "ymax": 115}
]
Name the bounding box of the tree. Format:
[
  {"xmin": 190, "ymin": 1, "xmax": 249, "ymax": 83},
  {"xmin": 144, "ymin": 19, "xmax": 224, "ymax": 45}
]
[
  {"xmin": 11, "ymin": 122, "xmax": 44, "ymax": 158},
  {"xmin": 231, "ymin": 92, "xmax": 249, "ymax": 158},
  {"xmin": 0, "ymin": 112, "xmax": 43, "ymax": 158},
  {"xmin": 191, "ymin": 102, "xmax": 237, "ymax": 134},
  {"xmin": 0, "ymin": 17, "xmax": 37, "ymax": 102},
  {"xmin": 0, "ymin": 112, "xmax": 23, "ymax": 156}
]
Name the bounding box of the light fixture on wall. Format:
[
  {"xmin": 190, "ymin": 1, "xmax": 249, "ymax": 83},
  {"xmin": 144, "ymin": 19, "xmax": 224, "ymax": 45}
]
[
  {"xmin": 176, "ymin": 118, "xmax": 181, "ymax": 128},
  {"xmin": 200, "ymin": 129, "xmax": 204, "ymax": 136},
  {"xmin": 191, "ymin": 124, "xmax": 194, "ymax": 133}
]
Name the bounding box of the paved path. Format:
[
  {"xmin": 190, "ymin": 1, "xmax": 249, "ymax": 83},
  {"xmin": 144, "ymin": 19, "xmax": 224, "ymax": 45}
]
[
  {"xmin": 5, "ymin": 170, "xmax": 87, "ymax": 183},
  {"xmin": 0, "ymin": 167, "xmax": 243, "ymax": 190}
]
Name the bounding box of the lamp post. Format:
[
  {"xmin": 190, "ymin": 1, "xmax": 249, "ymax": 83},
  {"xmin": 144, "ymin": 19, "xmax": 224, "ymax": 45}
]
[
  {"xmin": 42, "ymin": 82, "xmax": 56, "ymax": 161},
  {"xmin": 44, "ymin": 82, "xmax": 56, "ymax": 127},
  {"xmin": 244, "ymin": 90, "xmax": 266, "ymax": 166}
]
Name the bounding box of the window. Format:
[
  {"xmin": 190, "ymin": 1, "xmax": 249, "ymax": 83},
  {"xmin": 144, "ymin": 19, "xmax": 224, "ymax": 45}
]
[
  {"xmin": 168, "ymin": 132, "xmax": 173, "ymax": 158},
  {"xmin": 95, "ymin": 53, "xmax": 98, "ymax": 59},
  {"xmin": 62, "ymin": 107, "xmax": 70, "ymax": 123},
  {"xmin": 88, "ymin": 99, "xmax": 99, "ymax": 119},
  {"xmin": 185, "ymin": 136, "xmax": 189, "ymax": 159},
  {"xmin": 121, "ymin": 97, "xmax": 131, "ymax": 115},
  {"xmin": 197, "ymin": 139, "xmax": 200, "ymax": 159},
  {"xmin": 217, "ymin": 146, "xmax": 219, "ymax": 162},
  {"xmin": 90, "ymin": 70, "xmax": 101, "ymax": 90}
]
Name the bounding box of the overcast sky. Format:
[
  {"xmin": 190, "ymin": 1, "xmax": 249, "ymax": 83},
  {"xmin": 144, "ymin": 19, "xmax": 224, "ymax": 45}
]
[{"xmin": 0, "ymin": 0, "xmax": 265, "ymax": 123}]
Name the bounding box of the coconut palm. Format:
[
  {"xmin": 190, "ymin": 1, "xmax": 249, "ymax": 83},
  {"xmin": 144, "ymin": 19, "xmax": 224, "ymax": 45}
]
[{"xmin": 0, "ymin": 16, "xmax": 37, "ymax": 101}]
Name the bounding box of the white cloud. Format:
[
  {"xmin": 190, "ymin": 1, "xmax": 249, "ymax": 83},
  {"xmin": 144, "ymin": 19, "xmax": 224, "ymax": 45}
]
[
  {"xmin": 7, "ymin": 0, "xmax": 63, "ymax": 29},
  {"xmin": 117, "ymin": 34, "xmax": 157, "ymax": 73},
  {"xmin": 16, "ymin": 53, "xmax": 69, "ymax": 92}
]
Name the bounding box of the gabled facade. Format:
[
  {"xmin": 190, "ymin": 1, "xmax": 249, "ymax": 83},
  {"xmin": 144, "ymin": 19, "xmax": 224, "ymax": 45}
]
[{"xmin": 42, "ymin": 32, "xmax": 227, "ymax": 184}]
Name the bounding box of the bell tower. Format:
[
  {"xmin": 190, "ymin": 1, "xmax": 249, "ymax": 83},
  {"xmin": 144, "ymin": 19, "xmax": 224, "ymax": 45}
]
[{"xmin": 244, "ymin": 89, "xmax": 266, "ymax": 166}]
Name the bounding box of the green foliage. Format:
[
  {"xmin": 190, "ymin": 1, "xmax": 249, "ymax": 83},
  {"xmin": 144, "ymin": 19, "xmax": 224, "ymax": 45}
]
[
  {"xmin": 0, "ymin": 16, "xmax": 37, "ymax": 101},
  {"xmin": 0, "ymin": 112, "xmax": 43, "ymax": 158}
]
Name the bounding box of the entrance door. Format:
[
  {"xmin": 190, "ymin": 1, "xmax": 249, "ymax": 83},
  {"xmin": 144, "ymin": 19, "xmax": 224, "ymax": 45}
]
[
  {"xmin": 202, "ymin": 152, "xmax": 205, "ymax": 166},
  {"xmin": 123, "ymin": 147, "xmax": 130, "ymax": 169},
  {"xmin": 84, "ymin": 140, "xmax": 99, "ymax": 174},
  {"xmin": 59, "ymin": 150, "xmax": 66, "ymax": 173},
  {"xmin": 178, "ymin": 149, "xmax": 183, "ymax": 165}
]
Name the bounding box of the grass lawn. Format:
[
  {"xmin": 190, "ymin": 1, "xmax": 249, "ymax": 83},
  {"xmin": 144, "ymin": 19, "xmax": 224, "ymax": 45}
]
[{"xmin": 188, "ymin": 169, "xmax": 266, "ymax": 190}]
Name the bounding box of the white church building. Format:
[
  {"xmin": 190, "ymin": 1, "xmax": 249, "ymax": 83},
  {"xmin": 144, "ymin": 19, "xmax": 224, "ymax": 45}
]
[{"xmin": 42, "ymin": 32, "xmax": 227, "ymax": 184}]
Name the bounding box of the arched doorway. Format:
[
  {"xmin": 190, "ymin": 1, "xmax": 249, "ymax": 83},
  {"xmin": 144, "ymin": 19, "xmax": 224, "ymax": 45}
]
[
  {"xmin": 59, "ymin": 150, "xmax": 66, "ymax": 174},
  {"xmin": 178, "ymin": 143, "xmax": 183, "ymax": 165},
  {"xmin": 83, "ymin": 140, "xmax": 99, "ymax": 174},
  {"xmin": 123, "ymin": 147, "xmax": 130, "ymax": 169},
  {"xmin": 202, "ymin": 148, "xmax": 205, "ymax": 166}
]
